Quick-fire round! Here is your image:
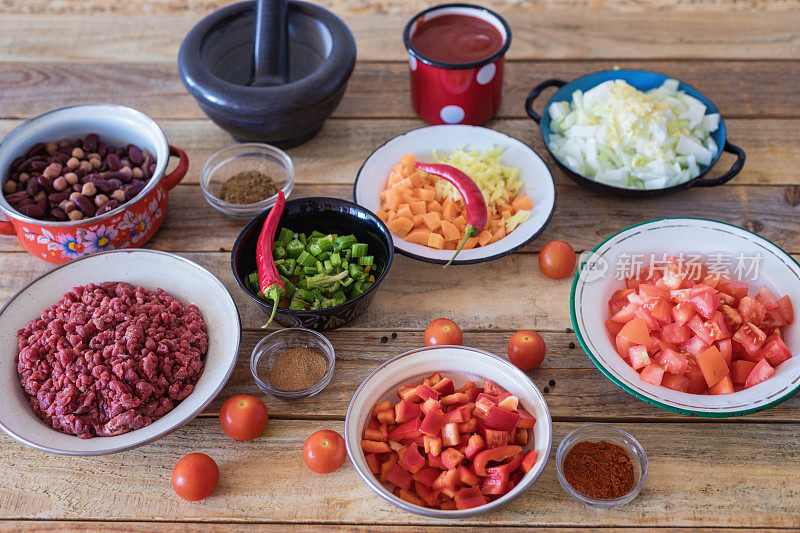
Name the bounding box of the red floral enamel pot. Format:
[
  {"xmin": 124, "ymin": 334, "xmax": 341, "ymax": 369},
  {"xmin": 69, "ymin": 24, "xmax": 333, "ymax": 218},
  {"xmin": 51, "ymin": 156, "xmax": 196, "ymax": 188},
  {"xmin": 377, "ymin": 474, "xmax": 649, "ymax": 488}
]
[
  {"xmin": 403, "ymin": 3, "xmax": 511, "ymax": 126},
  {"xmin": 0, "ymin": 105, "xmax": 188, "ymax": 264}
]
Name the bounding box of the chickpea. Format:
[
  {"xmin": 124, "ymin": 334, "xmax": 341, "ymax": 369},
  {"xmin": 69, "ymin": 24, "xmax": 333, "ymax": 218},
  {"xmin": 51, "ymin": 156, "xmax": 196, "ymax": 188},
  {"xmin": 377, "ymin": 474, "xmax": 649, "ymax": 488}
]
[
  {"xmin": 68, "ymin": 210, "xmax": 84, "ymax": 221},
  {"xmin": 33, "ymin": 190, "xmax": 46, "ymax": 201},
  {"xmin": 53, "ymin": 176, "xmax": 68, "ymax": 191},
  {"xmin": 67, "ymin": 157, "xmax": 80, "ymax": 170},
  {"xmin": 45, "ymin": 141, "xmax": 58, "ymax": 154},
  {"xmin": 111, "ymin": 189, "xmax": 125, "ymax": 203},
  {"xmin": 79, "ymin": 160, "xmax": 93, "ymax": 173},
  {"xmin": 81, "ymin": 182, "xmax": 97, "ymax": 196},
  {"xmin": 132, "ymin": 167, "xmax": 143, "ymax": 179},
  {"xmin": 44, "ymin": 163, "xmax": 62, "ymax": 179},
  {"xmin": 94, "ymin": 194, "xmax": 109, "ymax": 207},
  {"xmin": 3, "ymin": 180, "xmax": 17, "ymax": 194},
  {"xmin": 120, "ymin": 166, "xmax": 132, "ymax": 175},
  {"xmin": 63, "ymin": 201, "xmax": 78, "ymax": 213},
  {"xmin": 18, "ymin": 172, "xmax": 30, "ymax": 184},
  {"xmin": 71, "ymin": 147, "xmax": 85, "ymax": 159},
  {"xmin": 90, "ymin": 157, "xmax": 102, "ymax": 169},
  {"xmin": 57, "ymin": 138, "xmax": 71, "ymax": 148},
  {"xmin": 65, "ymin": 172, "xmax": 78, "ymax": 185},
  {"xmin": 69, "ymin": 191, "xmax": 82, "ymax": 202}
]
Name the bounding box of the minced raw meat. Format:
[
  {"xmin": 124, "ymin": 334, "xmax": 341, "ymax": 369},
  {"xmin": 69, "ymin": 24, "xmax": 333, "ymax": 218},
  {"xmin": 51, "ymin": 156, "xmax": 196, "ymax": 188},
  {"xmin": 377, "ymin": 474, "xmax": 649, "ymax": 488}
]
[{"xmin": 16, "ymin": 282, "xmax": 207, "ymax": 439}]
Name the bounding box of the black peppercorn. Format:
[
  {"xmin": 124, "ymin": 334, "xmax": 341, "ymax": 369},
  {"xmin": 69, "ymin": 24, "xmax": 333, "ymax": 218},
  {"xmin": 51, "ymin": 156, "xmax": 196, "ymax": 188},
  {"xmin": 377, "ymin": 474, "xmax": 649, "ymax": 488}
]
[
  {"xmin": 380, "ymin": 336, "xmax": 388, "ymax": 343},
  {"xmin": 549, "ymin": 379, "xmax": 556, "ymax": 387}
]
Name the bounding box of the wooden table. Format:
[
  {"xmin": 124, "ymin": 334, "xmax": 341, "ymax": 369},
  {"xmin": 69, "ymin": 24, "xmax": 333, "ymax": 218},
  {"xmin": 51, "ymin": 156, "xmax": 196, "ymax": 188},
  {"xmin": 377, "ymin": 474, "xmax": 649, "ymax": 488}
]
[{"xmin": 1, "ymin": 0, "xmax": 800, "ymax": 530}]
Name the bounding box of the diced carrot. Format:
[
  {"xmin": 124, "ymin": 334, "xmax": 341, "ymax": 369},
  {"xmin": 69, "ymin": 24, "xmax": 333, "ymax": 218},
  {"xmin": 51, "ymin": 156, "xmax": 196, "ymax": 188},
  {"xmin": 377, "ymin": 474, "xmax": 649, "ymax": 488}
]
[
  {"xmin": 422, "ymin": 211, "xmax": 442, "ymax": 232},
  {"xmin": 395, "ymin": 177, "xmax": 414, "ymax": 190},
  {"xmin": 400, "ymin": 153, "xmax": 416, "ymax": 167},
  {"xmin": 399, "ymin": 189, "xmax": 414, "ymax": 203},
  {"xmin": 409, "ymin": 201, "xmax": 427, "ymax": 215},
  {"xmin": 501, "ymin": 210, "xmax": 511, "ymax": 220},
  {"xmin": 387, "ymin": 172, "xmax": 403, "ymax": 187},
  {"xmin": 401, "ymin": 165, "xmax": 416, "ymax": 178},
  {"xmin": 376, "ymin": 208, "xmax": 389, "ymax": 222},
  {"xmin": 385, "ymin": 189, "xmax": 400, "ymax": 211},
  {"xmin": 405, "ymin": 228, "xmax": 431, "ymax": 246},
  {"xmin": 500, "ymin": 204, "xmax": 513, "ymax": 215},
  {"xmin": 512, "ymin": 194, "xmax": 533, "ymax": 211},
  {"xmin": 488, "ymin": 218, "xmax": 501, "ymax": 232},
  {"xmin": 442, "ymin": 198, "xmax": 457, "ymax": 221},
  {"xmin": 397, "ymin": 204, "xmax": 413, "ymax": 220},
  {"xmin": 388, "ymin": 217, "xmax": 414, "ymax": 238},
  {"xmin": 488, "ymin": 226, "xmax": 506, "ymax": 244},
  {"xmin": 387, "ymin": 211, "xmax": 397, "ymax": 223},
  {"xmin": 427, "ymin": 200, "xmax": 443, "ymax": 213},
  {"xmin": 422, "ymin": 184, "xmax": 435, "ymax": 191},
  {"xmin": 409, "ymin": 172, "xmax": 426, "ymax": 188},
  {"xmin": 427, "ymin": 232, "xmax": 446, "ymax": 249},
  {"xmin": 463, "ymin": 236, "xmax": 479, "ymax": 250},
  {"xmin": 412, "ymin": 213, "xmax": 425, "ymax": 226},
  {"xmin": 477, "ymin": 230, "xmax": 492, "ymax": 247},
  {"xmin": 440, "ymin": 220, "xmax": 460, "ymax": 241},
  {"xmin": 419, "ymin": 189, "xmax": 436, "ymax": 202},
  {"xmin": 380, "ymin": 189, "xmax": 388, "ymax": 201},
  {"xmin": 454, "ymin": 215, "xmax": 467, "ymax": 230},
  {"xmin": 444, "ymin": 240, "xmax": 458, "ymax": 250}
]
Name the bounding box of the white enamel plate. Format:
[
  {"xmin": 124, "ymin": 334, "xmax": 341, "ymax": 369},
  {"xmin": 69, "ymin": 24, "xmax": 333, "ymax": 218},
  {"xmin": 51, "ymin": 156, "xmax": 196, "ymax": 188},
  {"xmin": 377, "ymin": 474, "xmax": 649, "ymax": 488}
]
[
  {"xmin": 571, "ymin": 218, "xmax": 800, "ymax": 417},
  {"xmin": 353, "ymin": 125, "xmax": 556, "ymax": 264}
]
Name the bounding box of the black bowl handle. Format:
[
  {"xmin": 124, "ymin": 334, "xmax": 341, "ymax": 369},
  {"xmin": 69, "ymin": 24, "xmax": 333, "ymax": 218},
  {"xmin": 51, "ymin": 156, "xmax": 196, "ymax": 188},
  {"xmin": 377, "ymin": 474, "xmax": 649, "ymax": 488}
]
[
  {"xmin": 525, "ymin": 79, "xmax": 567, "ymax": 124},
  {"xmin": 692, "ymin": 141, "xmax": 746, "ymax": 188}
]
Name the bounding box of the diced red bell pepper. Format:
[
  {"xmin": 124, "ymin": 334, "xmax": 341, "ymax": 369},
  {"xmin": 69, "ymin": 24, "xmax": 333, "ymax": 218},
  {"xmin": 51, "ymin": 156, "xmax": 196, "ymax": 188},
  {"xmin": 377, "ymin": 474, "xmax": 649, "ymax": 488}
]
[
  {"xmin": 398, "ymin": 444, "xmax": 426, "ymax": 474},
  {"xmin": 376, "ymin": 409, "xmax": 395, "ymax": 425},
  {"xmin": 414, "ymin": 480, "xmax": 440, "ymax": 507},
  {"xmin": 416, "ymin": 383, "xmax": 440, "ymax": 402},
  {"xmin": 473, "ymin": 396, "xmax": 495, "ymax": 419},
  {"xmin": 388, "ymin": 418, "xmax": 421, "ymax": 441},
  {"xmin": 516, "ymin": 409, "xmax": 536, "ymax": 429},
  {"xmin": 380, "ymin": 457, "xmax": 396, "ymax": 483},
  {"xmin": 458, "ymin": 418, "xmax": 478, "ymax": 433},
  {"xmin": 483, "ymin": 428, "xmax": 510, "ymax": 449},
  {"xmin": 420, "ymin": 408, "xmax": 446, "ymax": 437},
  {"xmin": 457, "ymin": 464, "xmax": 480, "ymax": 486},
  {"xmin": 423, "ymin": 435, "xmax": 442, "ymax": 456},
  {"xmin": 485, "ymin": 405, "xmax": 522, "ymax": 432},
  {"xmin": 440, "ymin": 447, "xmax": 465, "ymax": 470},
  {"xmin": 440, "ymin": 499, "xmax": 457, "ymax": 510},
  {"xmin": 455, "ymin": 380, "xmax": 476, "ymax": 394},
  {"xmin": 396, "ymin": 487, "xmax": 426, "ymax": 507},
  {"xmin": 397, "ymin": 385, "xmax": 420, "ymax": 403},
  {"xmin": 421, "ymin": 397, "xmax": 441, "ymax": 416},
  {"xmin": 361, "ymin": 439, "xmax": 391, "ymax": 453},
  {"xmin": 514, "ymin": 428, "xmax": 529, "ymax": 446},
  {"xmin": 388, "ymin": 440, "xmax": 403, "ymax": 452},
  {"xmin": 483, "ymin": 380, "xmax": 503, "ymax": 396},
  {"xmin": 424, "ymin": 372, "xmax": 443, "ymax": 386},
  {"xmin": 443, "ymin": 405, "xmax": 470, "ymax": 424},
  {"xmin": 454, "ymin": 486, "xmax": 488, "ymax": 510},
  {"xmin": 497, "ymin": 394, "xmax": 519, "ymax": 411},
  {"xmin": 365, "ymin": 453, "xmax": 381, "ymax": 474},
  {"xmin": 472, "ymin": 445, "xmax": 523, "ymax": 476},
  {"xmin": 385, "ymin": 462, "xmax": 413, "ymax": 490},
  {"xmin": 442, "ymin": 422, "xmax": 461, "ymax": 446},
  {"xmin": 464, "ymin": 434, "xmax": 485, "ymax": 459},
  {"xmin": 467, "ymin": 386, "xmax": 483, "ymax": 402},
  {"xmin": 432, "ymin": 468, "xmax": 459, "ymax": 491},
  {"xmin": 480, "ymin": 463, "xmax": 512, "ymax": 496},
  {"xmin": 521, "ymin": 449, "xmax": 538, "ymax": 474},
  {"xmin": 433, "ymin": 377, "xmax": 455, "ymax": 395},
  {"xmin": 428, "ymin": 453, "xmax": 445, "ymax": 470},
  {"xmin": 371, "ymin": 400, "xmax": 392, "ymax": 417},
  {"xmin": 440, "ymin": 392, "xmax": 469, "ymax": 406},
  {"xmin": 412, "ymin": 466, "xmax": 442, "ymax": 488},
  {"xmin": 395, "ymin": 400, "xmax": 422, "ymax": 424}
]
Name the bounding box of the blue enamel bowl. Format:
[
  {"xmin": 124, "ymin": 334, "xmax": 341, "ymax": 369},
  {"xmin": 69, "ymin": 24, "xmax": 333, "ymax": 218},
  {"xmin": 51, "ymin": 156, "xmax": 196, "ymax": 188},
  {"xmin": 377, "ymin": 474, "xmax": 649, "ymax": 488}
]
[{"xmin": 525, "ymin": 69, "xmax": 745, "ymax": 197}]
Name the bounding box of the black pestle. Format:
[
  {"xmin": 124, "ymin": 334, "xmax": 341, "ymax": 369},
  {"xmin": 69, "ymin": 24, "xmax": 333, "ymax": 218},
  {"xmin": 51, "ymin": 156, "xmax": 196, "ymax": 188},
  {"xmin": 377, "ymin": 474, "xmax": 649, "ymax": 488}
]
[{"xmin": 251, "ymin": 0, "xmax": 289, "ymax": 86}]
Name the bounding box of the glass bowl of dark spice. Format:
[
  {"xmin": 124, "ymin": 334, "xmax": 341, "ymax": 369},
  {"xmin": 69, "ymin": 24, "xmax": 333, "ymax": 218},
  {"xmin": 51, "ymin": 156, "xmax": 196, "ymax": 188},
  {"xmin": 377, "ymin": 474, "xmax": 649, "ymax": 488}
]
[
  {"xmin": 250, "ymin": 328, "xmax": 335, "ymax": 400},
  {"xmin": 201, "ymin": 143, "xmax": 294, "ymax": 220},
  {"xmin": 556, "ymin": 424, "xmax": 648, "ymax": 508}
]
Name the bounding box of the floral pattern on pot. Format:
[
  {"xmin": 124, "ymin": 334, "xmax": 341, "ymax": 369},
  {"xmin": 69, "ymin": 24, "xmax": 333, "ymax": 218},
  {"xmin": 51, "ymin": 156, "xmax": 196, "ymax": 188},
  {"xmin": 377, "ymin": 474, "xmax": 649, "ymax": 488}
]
[{"xmin": 19, "ymin": 187, "xmax": 167, "ymax": 263}]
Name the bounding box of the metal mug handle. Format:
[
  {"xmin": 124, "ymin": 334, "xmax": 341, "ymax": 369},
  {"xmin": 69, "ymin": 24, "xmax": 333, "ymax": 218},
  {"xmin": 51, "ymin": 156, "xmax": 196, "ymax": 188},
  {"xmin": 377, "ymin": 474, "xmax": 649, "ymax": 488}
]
[
  {"xmin": 525, "ymin": 79, "xmax": 567, "ymax": 124},
  {"xmin": 692, "ymin": 141, "xmax": 746, "ymax": 188}
]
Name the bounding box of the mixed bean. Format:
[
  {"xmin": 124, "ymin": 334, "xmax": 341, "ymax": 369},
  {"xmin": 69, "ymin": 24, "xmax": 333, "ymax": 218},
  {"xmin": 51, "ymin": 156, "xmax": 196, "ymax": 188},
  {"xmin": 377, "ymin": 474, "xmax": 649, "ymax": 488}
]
[{"xmin": 2, "ymin": 134, "xmax": 156, "ymax": 221}]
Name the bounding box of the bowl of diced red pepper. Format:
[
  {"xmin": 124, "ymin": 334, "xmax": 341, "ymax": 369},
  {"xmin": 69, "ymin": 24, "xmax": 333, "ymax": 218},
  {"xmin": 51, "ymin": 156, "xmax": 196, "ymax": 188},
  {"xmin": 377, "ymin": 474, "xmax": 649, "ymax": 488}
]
[
  {"xmin": 344, "ymin": 345, "xmax": 552, "ymax": 517},
  {"xmin": 571, "ymin": 217, "xmax": 800, "ymax": 417}
]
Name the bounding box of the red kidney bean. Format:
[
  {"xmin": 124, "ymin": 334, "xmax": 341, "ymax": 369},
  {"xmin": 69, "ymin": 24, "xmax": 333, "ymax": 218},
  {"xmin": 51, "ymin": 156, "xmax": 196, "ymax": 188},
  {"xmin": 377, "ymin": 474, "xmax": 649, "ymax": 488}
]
[
  {"xmin": 127, "ymin": 145, "xmax": 143, "ymax": 165},
  {"xmin": 36, "ymin": 197, "xmax": 47, "ymax": 212},
  {"xmin": 98, "ymin": 142, "xmax": 107, "ymax": 157},
  {"xmin": 107, "ymin": 178, "xmax": 123, "ymax": 189},
  {"xmin": 18, "ymin": 204, "xmax": 44, "ymax": 217},
  {"xmin": 5, "ymin": 191, "xmax": 29, "ymax": 203},
  {"xmin": 102, "ymin": 170, "xmax": 131, "ymax": 183},
  {"xmin": 74, "ymin": 195, "xmax": 96, "ymax": 217},
  {"xmin": 84, "ymin": 134, "xmax": 99, "ymax": 152},
  {"xmin": 95, "ymin": 199, "xmax": 119, "ymax": 216},
  {"xmin": 106, "ymin": 153, "xmax": 121, "ymax": 171},
  {"xmin": 48, "ymin": 192, "xmax": 71, "ymax": 203},
  {"xmin": 26, "ymin": 143, "xmax": 45, "ymax": 157},
  {"xmin": 11, "ymin": 156, "xmax": 24, "ymax": 168},
  {"xmin": 14, "ymin": 198, "xmax": 34, "ymax": 209},
  {"xmin": 30, "ymin": 160, "xmax": 48, "ymax": 172},
  {"xmin": 37, "ymin": 175, "xmax": 55, "ymax": 193},
  {"xmin": 88, "ymin": 177, "xmax": 114, "ymax": 193},
  {"xmin": 26, "ymin": 179, "xmax": 41, "ymax": 196},
  {"xmin": 74, "ymin": 167, "xmax": 87, "ymax": 179},
  {"xmin": 124, "ymin": 181, "xmax": 145, "ymax": 198},
  {"xmin": 51, "ymin": 208, "xmax": 67, "ymax": 220}
]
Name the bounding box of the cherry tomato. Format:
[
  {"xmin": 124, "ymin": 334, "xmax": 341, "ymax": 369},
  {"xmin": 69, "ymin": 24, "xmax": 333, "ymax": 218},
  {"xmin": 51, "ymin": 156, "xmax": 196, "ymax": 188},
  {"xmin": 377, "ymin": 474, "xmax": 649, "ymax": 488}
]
[
  {"xmin": 424, "ymin": 318, "xmax": 463, "ymax": 346},
  {"xmin": 219, "ymin": 394, "xmax": 269, "ymax": 441},
  {"xmin": 508, "ymin": 330, "xmax": 546, "ymax": 370},
  {"xmin": 538, "ymin": 240, "xmax": 576, "ymax": 280},
  {"xmin": 303, "ymin": 429, "xmax": 347, "ymax": 474},
  {"xmin": 172, "ymin": 453, "xmax": 219, "ymax": 501}
]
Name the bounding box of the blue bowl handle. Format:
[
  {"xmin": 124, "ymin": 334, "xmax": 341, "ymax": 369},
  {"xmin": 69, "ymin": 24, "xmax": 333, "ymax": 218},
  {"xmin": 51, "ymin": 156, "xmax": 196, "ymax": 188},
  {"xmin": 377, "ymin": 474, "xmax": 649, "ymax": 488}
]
[
  {"xmin": 525, "ymin": 79, "xmax": 567, "ymax": 124},
  {"xmin": 693, "ymin": 141, "xmax": 746, "ymax": 188}
]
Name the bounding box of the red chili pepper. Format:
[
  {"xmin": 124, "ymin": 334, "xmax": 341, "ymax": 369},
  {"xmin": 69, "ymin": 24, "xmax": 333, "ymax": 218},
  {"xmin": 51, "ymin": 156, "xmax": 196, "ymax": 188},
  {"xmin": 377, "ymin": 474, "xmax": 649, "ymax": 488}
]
[
  {"xmin": 412, "ymin": 162, "xmax": 488, "ymax": 267},
  {"xmin": 256, "ymin": 190, "xmax": 286, "ymax": 327}
]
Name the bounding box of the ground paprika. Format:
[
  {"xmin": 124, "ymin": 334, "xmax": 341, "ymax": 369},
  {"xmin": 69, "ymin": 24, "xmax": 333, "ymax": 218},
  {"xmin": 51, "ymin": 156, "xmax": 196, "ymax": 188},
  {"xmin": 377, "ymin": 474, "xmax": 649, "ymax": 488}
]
[{"xmin": 562, "ymin": 440, "xmax": 635, "ymax": 499}]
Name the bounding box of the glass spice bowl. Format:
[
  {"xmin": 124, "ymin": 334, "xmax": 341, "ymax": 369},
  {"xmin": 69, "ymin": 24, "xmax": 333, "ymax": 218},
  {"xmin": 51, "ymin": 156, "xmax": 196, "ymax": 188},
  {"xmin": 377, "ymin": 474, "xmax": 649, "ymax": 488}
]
[
  {"xmin": 250, "ymin": 328, "xmax": 335, "ymax": 400},
  {"xmin": 200, "ymin": 143, "xmax": 294, "ymax": 220},
  {"xmin": 555, "ymin": 424, "xmax": 648, "ymax": 508}
]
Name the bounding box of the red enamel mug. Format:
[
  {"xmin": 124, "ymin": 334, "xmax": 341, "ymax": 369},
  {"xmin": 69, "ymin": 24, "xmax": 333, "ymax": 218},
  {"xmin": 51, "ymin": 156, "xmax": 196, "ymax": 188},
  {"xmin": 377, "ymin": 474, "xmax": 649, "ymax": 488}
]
[{"xmin": 404, "ymin": 3, "xmax": 511, "ymax": 126}]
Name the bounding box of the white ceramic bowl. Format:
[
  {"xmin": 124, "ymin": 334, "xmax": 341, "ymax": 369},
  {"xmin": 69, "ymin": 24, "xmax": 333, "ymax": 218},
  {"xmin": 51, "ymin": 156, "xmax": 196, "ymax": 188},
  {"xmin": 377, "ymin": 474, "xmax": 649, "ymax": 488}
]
[
  {"xmin": 572, "ymin": 218, "xmax": 800, "ymax": 417},
  {"xmin": 0, "ymin": 249, "xmax": 241, "ymax": 455},
  {"xmin": 353, "ymin": 125, "xmax": 556, "ymax": 264},
  {"xmin": 344, "ymin": 345, "xmax": 552, "ymax": 518}
]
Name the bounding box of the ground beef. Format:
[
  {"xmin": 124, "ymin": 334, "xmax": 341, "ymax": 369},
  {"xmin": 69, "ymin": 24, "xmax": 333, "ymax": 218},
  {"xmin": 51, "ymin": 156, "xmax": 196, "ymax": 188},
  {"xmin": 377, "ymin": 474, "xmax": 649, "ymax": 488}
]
[{"xmin": 16, "ymin": 282, "xmax": 207, "ymax": 439}]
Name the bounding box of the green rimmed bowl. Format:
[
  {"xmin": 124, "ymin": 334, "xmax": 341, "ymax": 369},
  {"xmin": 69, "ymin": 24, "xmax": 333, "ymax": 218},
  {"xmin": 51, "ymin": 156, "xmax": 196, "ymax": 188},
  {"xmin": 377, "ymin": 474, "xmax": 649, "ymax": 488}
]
[{"xmin": 571, "ymin": 218, "xmax": 800, "ymax": 417}]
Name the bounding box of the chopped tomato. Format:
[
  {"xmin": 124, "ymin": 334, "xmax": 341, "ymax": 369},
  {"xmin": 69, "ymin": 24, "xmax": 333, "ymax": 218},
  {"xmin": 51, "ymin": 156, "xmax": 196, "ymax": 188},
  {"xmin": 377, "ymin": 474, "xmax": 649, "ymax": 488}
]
[
  {"xmin": 777, "ymin": 295, "xmax": 794, "ymax": 325},
  {"xmin": 661, "ymin": 373, "xmax": 691, "ymax": 392},
  {"xmin": 618, "ymin": 317, "xmax": 651, "ymax": 345},
  {"xmin": 689, "ymin": 290, "xmax": 719, "ymax": 319},
  {"xmin": 709, "ymin": 375, "xmax": 734, "ymax": 395},
  {"xmin": 639, "ymin": 363, "xmax": 665, "ymax": 386},
  {"xmin": 655, "ymin": 348, "xmax": 688, "ymax": 375},
  {"xmin": 760, "ymin": 332, "xmax": 792, "ymax": 367},
  {"xmin": 731, "ymin": 360, "xmax": 757, "ymax": 385},
  {"xmin": 756, "ymin": 286, "xmax": 779, "ymax": 310},
  {"xmin": 685, "ymin": 361, "xmax": 708, "ymax": 394},
  {"xmin": 696, "ymin": 346, "xmax": 729, "ymax": 387},
  {"xmin": 745, "ymin": 359, "xmax": 776, "ymax": 388},
  {"xmin": 733, "ymin": 322, "xmax": 768, "ymax": 359},
  {"xmin": 661, "ymin": 322, "xmax": 690, "ymax": 344},
  {"xmin": 738, "ymin": 296, "xmax": 766, "ymax": 325},
  {"xmin": 628, "ymin": 345, "xmax": 651, "ymax": 370}
]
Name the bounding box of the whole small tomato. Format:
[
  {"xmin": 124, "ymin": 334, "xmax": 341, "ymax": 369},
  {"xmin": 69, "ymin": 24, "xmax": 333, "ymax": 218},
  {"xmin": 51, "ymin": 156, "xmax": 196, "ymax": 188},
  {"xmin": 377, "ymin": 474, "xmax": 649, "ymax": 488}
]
[
  {"xmin": 219, "ymin": 394, "xmax": 269, "ymax": 441},
  {"xmin": 424, "ymin": 318, "xmax": 463, "ymax": 346},
  {"xmin": 508, "ymin": 330, "xmax": 546, "ymax": 370},
  {"xmin": 303, "ymin": 429, "xmax": 347, "ymax": 474},
  {"xmin": 539, "ymin": 240, "xmax": 577, "ymax": 280},
  {"xmin": 172, "ymin": 453, "xmax": 219, "ymax": 501}
]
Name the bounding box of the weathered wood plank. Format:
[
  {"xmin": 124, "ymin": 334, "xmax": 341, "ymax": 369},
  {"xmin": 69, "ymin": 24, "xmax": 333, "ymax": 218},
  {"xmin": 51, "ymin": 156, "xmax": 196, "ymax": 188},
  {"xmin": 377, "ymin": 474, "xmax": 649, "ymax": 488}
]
[
  {"xmin": 0, "ymin": 419, "xmax": 798, "ymax": 527},
  {"xmin": 4, "ymin": 117, "xmax": 793, "ymax": 187},
  {"xmin": 1, "ymin": 61, "xmax": 799, "ymax": 120},
  {"xmin": 0, "ymin": 9, "xmax": 797, "ymax": 62}
]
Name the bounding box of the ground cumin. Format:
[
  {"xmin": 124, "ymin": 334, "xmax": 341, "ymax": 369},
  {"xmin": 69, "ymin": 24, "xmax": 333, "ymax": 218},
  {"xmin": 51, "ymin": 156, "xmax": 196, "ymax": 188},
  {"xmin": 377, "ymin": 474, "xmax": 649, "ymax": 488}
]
[
  {"xmin": 268, "ymin": 347, "xmax": 327, "ymax": 391},
  {"xmin": 562, "ymin": 440, "xmax": 635, "ymax": 499},
  {"xmin": 219, "ymin": 170, "xmax": 280, "ymax": 204}
]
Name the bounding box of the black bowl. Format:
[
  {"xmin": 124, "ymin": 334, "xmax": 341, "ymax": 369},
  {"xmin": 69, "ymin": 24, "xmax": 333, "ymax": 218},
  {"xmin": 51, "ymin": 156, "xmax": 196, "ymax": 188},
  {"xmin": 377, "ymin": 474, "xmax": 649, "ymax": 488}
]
[{"xmin": 231, "ymin": 197, "xmax": 394, "ymax": 330}]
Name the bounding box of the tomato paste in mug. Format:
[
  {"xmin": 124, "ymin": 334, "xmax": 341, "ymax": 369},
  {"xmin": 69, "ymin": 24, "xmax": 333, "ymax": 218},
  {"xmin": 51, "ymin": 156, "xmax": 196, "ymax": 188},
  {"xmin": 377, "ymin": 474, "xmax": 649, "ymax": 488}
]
[{"xmin": 409, "ymin": 13, "xmax": 504, "ymax": 65}]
